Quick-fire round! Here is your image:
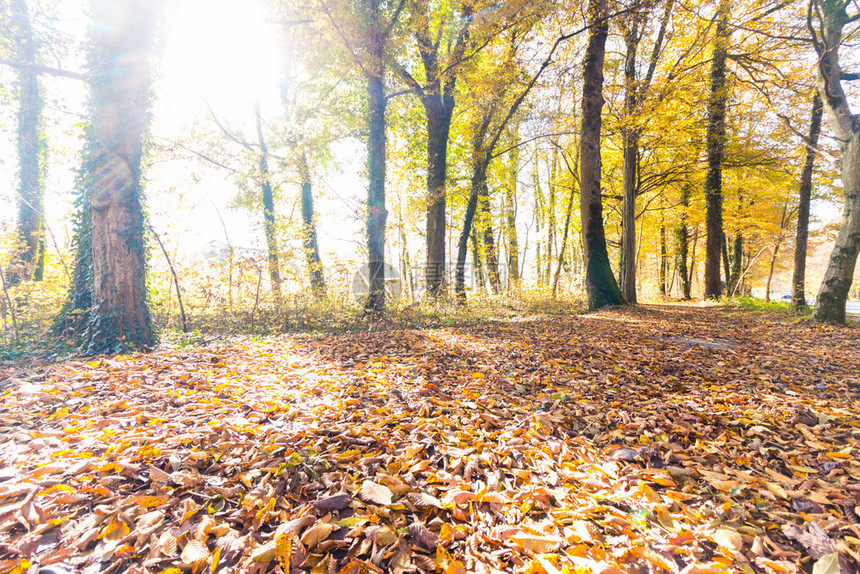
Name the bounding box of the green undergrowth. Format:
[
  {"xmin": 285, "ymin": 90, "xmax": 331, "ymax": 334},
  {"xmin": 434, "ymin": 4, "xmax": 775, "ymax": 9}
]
[{"xmin": 723, "ymin": 296, "xmax": 813, "ymax": 317}]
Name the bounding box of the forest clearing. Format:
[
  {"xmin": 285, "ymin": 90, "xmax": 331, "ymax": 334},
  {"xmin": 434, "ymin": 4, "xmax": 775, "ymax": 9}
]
[{"xmin": 0, "ymin": 305, "xmax": 858, "ymax": 573}]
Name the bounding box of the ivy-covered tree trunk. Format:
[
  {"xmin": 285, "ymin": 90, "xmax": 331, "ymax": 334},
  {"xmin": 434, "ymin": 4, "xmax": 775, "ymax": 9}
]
[
  {"xmin": 809, "ymin": 0, "xmax": 860, "ymax": 323},
  {"xmin": 703, "ymin": 0, "xmax": 730, "ymax": 300},
  {"xmin": 84, "ymin": 0, "xmax": 159, "ymax": 353},
  {"xmin": 254, "ymin": 103, "xmax": 281, "ymax": 301},
  {"xmin": 579, "ymin": 0, "xmax": 624, "ymax": 310},
  {"xmin": 365, "ymin": 0, "xmax": 387, "ymax": 315},
  {"xmin": 298, "ymin": 152, "xmax": 326, "ymax": 299},
  {"xmin": 9, "ymin": 0, "xmax": 46, "ymax": 285},
  {"xmin": 792, "ymin": 93, "xmax": 823, "ymax": 309}
]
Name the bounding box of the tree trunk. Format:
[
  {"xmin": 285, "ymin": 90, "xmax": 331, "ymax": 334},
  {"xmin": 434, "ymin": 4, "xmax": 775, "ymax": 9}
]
[
  {"xmin": 8, "ymin": 0, "xmax": 46, "ymax": 286},
  {"xmin": 455, "ymin": 111, "xmax": 494, "ymax": 301},
  {"xmin": 810, "ymin": 0, "xmax": 860, "ymax": 323},
  {"xmin": 298, "ymin": 152, "xmax": 326, "ymax": 298},
  {"xmin": 579, "ymin": 0, "xmax": 624, "ymax": 310},
  {"xmin": 552, "ymin": 173, "xmax": 577, "ymax": 297},
  {"xmin": 729, "ymin": 231, "xmax": 743, "ymax": 295},
  {"xmin": 85, "ymin": 0, "xmax": 158, "ymax": 353},
  {"xmin": 505, "ymin": 138, "xmax": 520, "ymax": 287},
  {"xmin": 676, "ymin": 184, "xmax": 692, "ymax": 300},
  {"xmin": 547, "ymin": 149, "xmax": 557, "ymax": 285},
  {"xmin": 703, "ymin": 0, "xmax": 730, "ymax": 300},
  {"xmin": 660, "ymin": 222, "xmax": 668, "ymax": 296},
  {"xmin": 792, "ymin": 93, "xmax": 823, "ymax": 309},
  {"xmin": 620, "ymin": 26, "xmax": 638, "ymax": 303},
  {"xmin": 471, "ymin": 228, "xmax": 486, "ymax": 295},
  {"xmin": 365, "ymin": 1, "xmax": 388, "ymax": 315},
  {"xmin": 765, "ymin": 239, "xmax": 782, "ymax": 302},
  {"xmin": 424, "ymin": 95, "xmax": 453, "ymax": 298},
  {"xmin": 478, "ymin": 167, "xmax": 501, "ymax": 294},
  {"xmin": 254, "ymin": 103, "xmax": 281, "ymax": 300}
]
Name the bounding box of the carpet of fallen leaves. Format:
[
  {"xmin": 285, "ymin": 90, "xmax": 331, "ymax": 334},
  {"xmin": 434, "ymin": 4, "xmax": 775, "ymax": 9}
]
[{"xmin": 0, "ymin": 305, "xmax": 859, "ymax": 574}]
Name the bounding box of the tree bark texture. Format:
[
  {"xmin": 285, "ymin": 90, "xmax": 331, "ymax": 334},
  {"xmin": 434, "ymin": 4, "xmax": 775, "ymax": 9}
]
[
  {"xmin": 424, "ymin": 95, "xmax": 453, "ymax": 297},
  {"xmin": 85, "ymin": 0, "xmax": 158, "ymax": 353},
  {"xmin": 365, "ymin": 0, "xmax": 387, "ymax": 315},
  {"xmin": 455, "ymin": 111, "xmax": 493, "ymax": 301},
  {"xmin": 810, "ymin": 0, "xmax": 860, "ymax": 323},
  {"xmin": 792, "ymin": 93, "xmax": 823, "ymax": 308},
  {"xmin": 9, "ymin": 0, "xmax": 46, "ymax": 285},
  {"xmin": 298, "ymin": 152, "xmax": 326, "ymax": 298},
  {"xmin": 579, "ymin": 0, "xmax": 624, "ymax": 310},
  {"xmin": 505, "ymin": 131, "xmax": 520, "ymax": 286},
  {"xmin": 620, "ymin": 25, "xmax": 639, "ymax": 303},
  {"xmin": 703, "ymin": 0, "xmax": 730, "ymax": 299},
  {"xmin": 254, "ymin": 103, "xmax": 281, "ymax": 300}
]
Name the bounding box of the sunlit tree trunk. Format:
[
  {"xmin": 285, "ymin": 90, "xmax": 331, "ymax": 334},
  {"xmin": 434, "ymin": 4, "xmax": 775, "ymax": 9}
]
[
  {"xmin": 504, "ymin": 138, "xmax": 520, "ymax": 287},
  {"xmin": 84, "ymin": 0, "xmax": 159, "ymax": 353},
  {"xmin": 579, "ymin": 0, "xmax": 624, "ymax": 310},
  {"xmin": 254, "ymin": 102, "xmax": 281, "ymax": 301},
  {"xmin": 676, "ymin": 185, "xmax": 692, "ymax": 299},
  {"xmin": 792, "ymin": 93, "xmax": 823, "ymax": 309},
  {"xmin": 703, "ymin": 0, "xmax": 730, "ymax": 299},
  {"xmin": 365, "ymin": 0, "xmax": 387, "ymax": 315},
  {"xmin": 619, "ymin": 23, "xmax": 639, "ymax": 304},
  {"xmin": 8, "ymin": 0, "xmax": 46, "ymax": 285},
  {"xmin": 298, "ymin": 152, "xmax": 326, "ymax": 299},
  {"xmin": 809, "ymin": 0, "xmax": 860, "ymax": 323}
]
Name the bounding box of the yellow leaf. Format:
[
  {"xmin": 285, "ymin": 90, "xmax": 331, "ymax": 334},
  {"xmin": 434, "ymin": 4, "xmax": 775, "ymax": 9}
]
[
  {"xmin": 276, "ymin": 533, "xmax": 292, "ymax": 572},
  {"xmin": 99, "ymin": 517, "xmax": 130, "ymax": 541}
]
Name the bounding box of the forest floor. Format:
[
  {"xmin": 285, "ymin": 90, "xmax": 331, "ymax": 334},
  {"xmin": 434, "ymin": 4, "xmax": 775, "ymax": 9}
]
[{"xmin": 0, "ymin": 304, "xmax": 858, "ymax": 574}]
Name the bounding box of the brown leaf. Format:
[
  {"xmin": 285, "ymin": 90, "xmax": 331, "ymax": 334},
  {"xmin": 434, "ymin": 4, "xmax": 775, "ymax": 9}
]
[{"xmin": 359, "ymin": 481, "xmax": 393, "ymax": 506}]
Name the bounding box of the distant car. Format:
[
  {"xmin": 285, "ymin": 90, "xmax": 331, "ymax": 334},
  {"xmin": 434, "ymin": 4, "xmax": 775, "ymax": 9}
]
[{"xmin": 780, "ymin": 293, "xmax": 792, "ymax": 301}]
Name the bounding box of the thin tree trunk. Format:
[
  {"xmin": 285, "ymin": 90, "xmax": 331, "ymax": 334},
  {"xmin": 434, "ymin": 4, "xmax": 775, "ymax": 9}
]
[
  {"xmin": 479, "ymin": 169, "xmax": 501, "ymax": 294},
  {"xmin": 298, "ymin": 152, "xmax": 326, "ymax": 298},
  {"xmin": 620, "ymin": 26, "xmax": 639, "ymax": 303},
  {"xmin": 552, "ymin": 173, "xmax": 577, "ymax": 297},
  {"xmin": 792, "ymin": 93, "xmax": 823, "ymax": 309},
  {"xmin": 703, "ymin": 0, "xmax": 730, "ymax": 300},
  {"xmin": 660, "ymin": 222, "xmax": 668, "ymax": 297},
  {"xmin": 505, "ymin": 126, "xmax": 520, "ymax": 287},
  {"xmin": 547, "ymin": 148, "xmax": 557, "ymax": 285},
  {"xmin": 676, "ymin": 184, "xmax": 692, "ymax": 300},
  {"xmin": 765, "ymin": 238, "xmax": 782, "ymax": 303},
  {"xmin": 148, "ymin": 224, "xmax": 187, "ymax": 333},
  {"xmin": 471, "ymin": 228, "xmax": 485, "ymax": 295},
  {"xmin": 85, "ymin": 0, "xmax": 158, "ymax": 353},
  {"xmin": 365, "ymin": 0, "xmax": 387, "ymax": 315},
  {"xmin": 254, "ymin": 102, "xmax": 281, "ymax": 300},
  {"xmin": 579, "ymin": 0, "xmax": 624, "ymax": 310},
  {"xmin": 8, "ymin": 0, "xmax": 46, "ymax": 286}
]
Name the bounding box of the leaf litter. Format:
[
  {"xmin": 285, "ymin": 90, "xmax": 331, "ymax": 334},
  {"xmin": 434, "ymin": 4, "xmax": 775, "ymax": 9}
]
[{"xmin": 0, "ymin": 305, "xmax": 858, "ymax": 573}]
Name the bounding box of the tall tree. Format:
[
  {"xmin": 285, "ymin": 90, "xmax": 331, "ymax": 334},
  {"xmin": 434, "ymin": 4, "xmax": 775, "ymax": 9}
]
[
  {"xmin": 364, "ymin": 0, "xmax": 392, "ymax": 315},
  {"xmin": 298, "ymin": 152, "xmax": 326, "ymax": 298},
  {"xmin": 82, "ymin": 0, "xmax": 159, "ymax": 353},
  {"xmin": 703, "ymin": 0, "xmax": 730, "ymax": 299},
  {"xmin": 808, "ymin": 0, "xmax": 860, "ymax": 323},
  {"xmin": 391, "ymin": 0, "xmax": 472, "ymax": 298},
  {"xmin": 254, "ymin": 102, "xmax": 282, "ymax": 301},
  {"xmin": 618, "ymin": 0, "xmax": 673, "ymax": 304},
  {"xmin": 791, "ymin": 93, "xmax": 823, "ymax": 309},
  {"xmin": 7, "ymin": 0, "xmax": 46, "ymax": 285},
  {"xmin": 579, "ymin": 0, "xmax": 624, "ymax": 310}
]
